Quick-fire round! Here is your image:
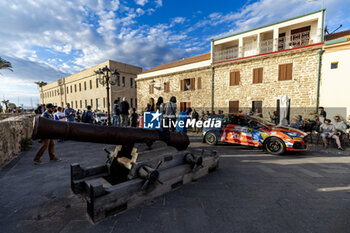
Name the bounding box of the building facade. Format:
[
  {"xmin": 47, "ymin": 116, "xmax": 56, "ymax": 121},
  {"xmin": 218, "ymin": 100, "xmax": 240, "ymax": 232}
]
[
  {"xmin": 39, "ymin": 60, "xmax": 142, "ymax": 112},
  {"xmin": 320, "ymin": 33, "xmax": 350, "ymax": 119},
  {"xmin": 137, "ymin": 10, "xmax": 325, "ymax": 121}
]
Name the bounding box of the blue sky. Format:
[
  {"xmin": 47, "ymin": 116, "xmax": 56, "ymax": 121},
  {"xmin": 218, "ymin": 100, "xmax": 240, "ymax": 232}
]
[{"xmin": 1, "ymin": 0, "xmax": 350, "ymax": 107}]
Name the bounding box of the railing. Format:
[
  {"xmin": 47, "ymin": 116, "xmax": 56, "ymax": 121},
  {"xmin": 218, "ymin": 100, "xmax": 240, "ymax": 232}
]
[
  {"xmin": 213, "ymin": 47, "xmax": 238, "ymax": 63},
  {"xmin": 278, "ymin": 31, "xmax": 310, "ymax": 51},
  {"xmin": 259, "ymin": 39, "xmax": 273, "ymax": 54},
  {"xmin": 213, "ymin": 31, "xmax": 312, "ymax": 62}
]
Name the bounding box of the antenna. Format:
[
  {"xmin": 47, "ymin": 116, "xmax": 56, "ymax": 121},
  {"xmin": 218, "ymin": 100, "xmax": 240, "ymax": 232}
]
[{"xmin": 330, "ymin": 24, "xmax": 343, "ymax": 34}]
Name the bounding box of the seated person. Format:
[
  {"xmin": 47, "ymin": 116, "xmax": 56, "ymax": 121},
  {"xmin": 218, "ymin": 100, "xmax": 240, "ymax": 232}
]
[
  {"xmin": 290, "ymin": 115, "xmax": 304, "ymax": 129},
  {"xmin": 332, "ymin": 116, "xmax": 347, "ymax": 134},
  {"xmin": 319, "ymin": 119, "xmax": 344, "ymax": 150}
]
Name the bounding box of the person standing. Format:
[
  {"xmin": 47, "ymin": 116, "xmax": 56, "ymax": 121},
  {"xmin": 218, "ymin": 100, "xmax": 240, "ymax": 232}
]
[
  {"xmin": 164, "ymin": 96, "xmax": 177, "ymax": 132},
  {"xmin": 33, "ymin": 104, "xmax": 61, "ymax": 164},
  {"xmin": 81, "ymin": 105, "xmax": 94, "ymax": 123},
  {"xmin": 130, "ymin": 108, "xmax": 138, "ymax": 127},
  {"xmin": 192, "ymin": 109, "xmax": 199, "ymax": 133},
  {"xmin": 120, "ymin": 97, "xmax": 130, "ymax": 127},
  {"xmin": 54, "ymin": 106, "xmax": 66, "ymax": 121},
  {"xmin": 156, "ymin": 97, "xmax": 165, "ymax": 113},
  {"xmin": 113, "ymin": 99, "xmax": 121, "ymax": 127},
  {"xmin": 176, "ymin": 107, "xmax": 192, "ymax": 133},
  {"xmin": 316, "ymin": 107, "xmax": 327, "ymax": 123},
  {"xmin": 64, "ymin": 103, "xmax": 75, "ymax": 122},
  {"xmin": 145, "ymin": 98, "xmax": 155, "ymax": 112}
]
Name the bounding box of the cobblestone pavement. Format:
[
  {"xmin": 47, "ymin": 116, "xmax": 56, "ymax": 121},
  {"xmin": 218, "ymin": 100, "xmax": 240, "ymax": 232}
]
[{"xmin": 0, "ymin": 133, "xmax": 350, "ymax": 233}]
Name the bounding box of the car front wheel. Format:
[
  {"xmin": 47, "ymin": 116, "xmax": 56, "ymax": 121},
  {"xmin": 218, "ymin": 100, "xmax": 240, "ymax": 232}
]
[
  {"xmin": 205, "ymin": 131, "xmax": 218, "ymax": 145},
  {"xmin": 264, "ymin": 137, "xmax": 286, "ymax": 155}
]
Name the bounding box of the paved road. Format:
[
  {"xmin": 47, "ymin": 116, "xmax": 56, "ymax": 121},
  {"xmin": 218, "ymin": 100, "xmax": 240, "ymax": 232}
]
[{"xmin": 0, "ymin": 134, "xmax": 350, "ymax": 233}]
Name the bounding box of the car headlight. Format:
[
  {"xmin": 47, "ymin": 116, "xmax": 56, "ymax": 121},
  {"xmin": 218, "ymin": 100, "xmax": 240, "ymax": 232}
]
[{"xmin": 281, "ymin": 131, "xmax": 302, "ymax": 138}]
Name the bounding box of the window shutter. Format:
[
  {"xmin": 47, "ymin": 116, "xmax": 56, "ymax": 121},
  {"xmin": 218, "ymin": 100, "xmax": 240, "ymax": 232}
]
[
  {"xmin": 180, "ymin": 80, "xmax": 184, "ymax": 91},
  {"xmin": 190, "ymin": 78, "xmax": 195, "ymax": 90},
  {"xmin": 197, "ymin": 77, "xmax": 202, "ymax": 89},
  {"xmin": 167, "ymin": 82, "xmax": 170, "ymax": 92},
  {"xmin": 253, "ymin": 69, "xmax": 258, "ymax": 84},
  {"xmin": 180, "ymin": 102, "xmax": 185, "ymax": 112},
  {"xmin": 235, "ymin": 71, "xmax": 240, "ymax": 85},
  {"xmin": 286, "ymin": 63, "xmax": 293, "ymax": 80},
  {"xmin": 230, "ymin": 71, "xmax": 234, "ymax": 86},
  {"xmin": 149, "ymin": 84, "xmax": 154, "ymax": 94},
  {"xmin": 278, "ymin": 64, "xmax": 285, "ymax": 81},
  {"xmin": 164, "ymin": 82, "xmax": 167, "ymax": 93},
  {"xmin": 258, "ymin": 68, "xmax": 263, "ymax": 83}
]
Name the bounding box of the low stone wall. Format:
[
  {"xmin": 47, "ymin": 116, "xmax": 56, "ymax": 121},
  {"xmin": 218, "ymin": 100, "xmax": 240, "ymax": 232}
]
[{"xmin": 0, "ymin": 114, "xmax": 35, "ymax": 168}]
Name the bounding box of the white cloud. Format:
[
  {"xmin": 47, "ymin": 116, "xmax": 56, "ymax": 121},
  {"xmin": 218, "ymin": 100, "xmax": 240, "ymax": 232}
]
[
  {"xmin": 155, "ymin": 0, "xmax": 162, "ymax": 8},
  {"xmin": 135, "ymin": 0, "xmax": 149, "ymax": 6}
]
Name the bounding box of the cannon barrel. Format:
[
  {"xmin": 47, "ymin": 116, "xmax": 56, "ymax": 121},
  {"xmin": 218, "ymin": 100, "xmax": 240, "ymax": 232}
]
[{"xmin": 31, "ymin": 116, "xmax": 189, "ymax": 150}]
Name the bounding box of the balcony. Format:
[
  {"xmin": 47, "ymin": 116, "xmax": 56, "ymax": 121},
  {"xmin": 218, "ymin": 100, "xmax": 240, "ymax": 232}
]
[
  {"xmin": 213, "ymin": 30, "xmax": 313, "ymax": 63},
  {"xmin": 213, "ymin": 47, "xmax": 238, "ymax": 63}
]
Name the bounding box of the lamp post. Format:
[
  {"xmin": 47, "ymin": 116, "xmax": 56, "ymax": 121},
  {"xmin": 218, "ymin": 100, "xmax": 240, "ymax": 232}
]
[{"xmin": 95, "ymin": 65, "xmax": 120, "ymax": 126}]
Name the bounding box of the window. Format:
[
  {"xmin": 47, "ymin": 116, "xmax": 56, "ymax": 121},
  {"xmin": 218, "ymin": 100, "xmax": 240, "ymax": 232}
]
[
  {"xmin": 96, "ymin": 98, "xmax": 100, "ymax": 109},
  {"xmin": 278, "ymin": 63, "xmax": 293, "ymax": 81},
  {"xmin": 117, "ymin": 77, "xmax": 120, "ymax": 86},
  {"xmin": 229, "ymin": 71, "xmax": 240, "ymax": 86},
  {"xmin": 331, "ymin": 62, "xmax": 338, "ymax": 69},
  {"xmin": 180, "ymin": 102, "xmax": 191, "ymax": 112},
  {"xmin": 252, "ymin": 101, "xmax": 263, "ymax": 114},
  {"xmin": 180, "ymin": 78, "xmax": 195, "ymax": 91},
  {"xmin": 122, "ymin": 77, "xmax": 125, "ymax": 87},
  {"xmin": 253, "ymin": 68, "xmax": 263, "ymax": 84},
  {"xmin": 164, "ymin": 82, "xmax": 170, "ymax": 93},
  {"xmin": 103, "ymin": 97, "xmax": 105, "ymax": 108},
  {"xmin": 130, "ymin": 78, "xmax": 133, "ymax": 87},
  {"xmin": 135, "ymin": 80, "xmax": 137, "ymax": 88},
  {"xmin": 75, "ymin": 84, "xmax": 77, "ymax": 92},
  {"xmin": 79, "ymin": 83, "xmax": 81, "ymax": 91},
  {"xmin": 197, "ymin": 77, "xmax": 202, "ymax": 89},
  {"xmin": 135, "ymin": 98, "xmax": 137, "ymax": 108},
  {"xmin": 70, "ymin": 85, "xmax": 73, "ymax": 93},
  {"xmin": 80, "ymin": 100, "xmax": 82, "ymax": 108},
  {"xmin": 84, "ymin": 81, "xmax": 86, "ymax": 90},
  {"xmin": 96, "ymin": 78, "xmax": 99, "ymax": 88},
  {"xmin": 130, "ymin": 98, "xmax": 133, "ymax": 107},
  {"xmin": 75, "ymin": 101, "xmax": 78, "ymax": 109},
  {"xmin": 149, "ymin": 84, "xmax": 154, "ymax": 94},
  {"xmin": 90, "ymin": 99, "xmax": 93, "ymax": 107},
  {"xmin": 290, "ymin": 26, "xmax": 311, "ymax": 47},
  {"xmin": 85, "ymin": 100, "xmax": 87, "ymax": 107},
  {"xmin": 90, "ymin": 80, "xmax": 92, "ymax": 89},
  {"xmin": 71, "ymin": 101, "xmax": 73, "ymax": 108},
  {"xmin": 229, "ymin": 101, "xmax": 239, "ymax": 113}
]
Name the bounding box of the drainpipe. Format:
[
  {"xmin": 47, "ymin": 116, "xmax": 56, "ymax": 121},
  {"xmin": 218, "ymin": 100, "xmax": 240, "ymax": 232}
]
[
  {"xmin": 315, "ymin": 48, "xmax": 324, "ymax": 113},
  {"xmin": 211, "ymin": 67, "xmax": 215, "ymax": 113},
  {"xmin": 210, "ymin": 39, "xmax": 215, "ymax": 113}
]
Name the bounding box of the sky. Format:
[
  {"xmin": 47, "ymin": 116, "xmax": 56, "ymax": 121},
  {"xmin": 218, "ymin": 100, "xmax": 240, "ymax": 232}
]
[{"xmin": 1, "ymin": 0, "xmax": 350, "ymax": 108}]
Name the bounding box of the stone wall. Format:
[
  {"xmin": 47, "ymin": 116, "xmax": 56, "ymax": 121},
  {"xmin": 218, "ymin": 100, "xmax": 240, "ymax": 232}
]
[
  {"xmin": 0, "ymin": 114, "xmax": 35, "ymax": 168},
  {"xmin": 137, "ymin": 45, "xmax": 322, "ymax": 121}
]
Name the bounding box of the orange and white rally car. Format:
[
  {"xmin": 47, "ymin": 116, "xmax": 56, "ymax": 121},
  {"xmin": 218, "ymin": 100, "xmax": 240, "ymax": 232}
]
[{"xmin": 202, "ymin": 114, "xmax": 307, "ymax": 155}]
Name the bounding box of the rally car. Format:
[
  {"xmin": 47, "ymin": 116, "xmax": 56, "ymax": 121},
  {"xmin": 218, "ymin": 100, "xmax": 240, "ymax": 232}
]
[{"xmin": 202, "ymin": 114, "xmax": 307, "ymax": 155}]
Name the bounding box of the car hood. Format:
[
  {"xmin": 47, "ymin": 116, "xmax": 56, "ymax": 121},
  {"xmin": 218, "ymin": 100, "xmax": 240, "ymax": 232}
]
[{"xmin": 270, "ymin": 126, "xmax": 307, "ymax": 136}]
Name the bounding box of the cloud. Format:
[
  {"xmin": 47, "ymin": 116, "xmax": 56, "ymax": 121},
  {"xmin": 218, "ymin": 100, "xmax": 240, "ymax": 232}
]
[{"xmin": 135, "ymin": 0, "xmax": 149, "ymax": 6}]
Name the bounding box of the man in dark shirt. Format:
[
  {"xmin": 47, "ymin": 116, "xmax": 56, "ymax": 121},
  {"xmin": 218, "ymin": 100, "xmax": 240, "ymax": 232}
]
[
  {"xmin": 113, "ymin": 99, "xmax": 121, "ymax": 127},
  {"xmin": 316, "ymin": 107, "xmax": 327, "ymax": 123},
  {"xmin": 120, "ymin": 97, "xmax": 130, "ymax": 127},
  {"xmin": 33, "ymin": 103, "xmax": 61, "ymax": 164}
]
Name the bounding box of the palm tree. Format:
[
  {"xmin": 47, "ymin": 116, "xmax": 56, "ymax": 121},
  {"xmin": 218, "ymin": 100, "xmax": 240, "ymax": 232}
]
[
  {"xmin": 34, "ymin": 81, "xmax": 48, "ymax": 87},
  {"xmin": 0, "ymin": 57, "xmax": 13, "ymax": 72}
]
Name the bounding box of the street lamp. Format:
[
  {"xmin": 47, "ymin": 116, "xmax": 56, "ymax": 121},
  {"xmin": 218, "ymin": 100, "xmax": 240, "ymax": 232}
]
[{"xmin": 95, "ymin": 65, "xmax": 120, "ymax": 126}]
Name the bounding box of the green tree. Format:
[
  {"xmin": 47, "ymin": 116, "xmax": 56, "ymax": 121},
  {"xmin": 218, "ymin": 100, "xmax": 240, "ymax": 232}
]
[{"xmin": 0, "ymin": 57, "xmax": 13, "ymax": 72}]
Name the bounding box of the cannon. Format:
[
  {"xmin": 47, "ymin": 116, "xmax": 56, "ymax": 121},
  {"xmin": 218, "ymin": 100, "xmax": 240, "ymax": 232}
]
[{"xmin": 31, "ymin": 116, "xmax": 219, "ymax": 222}]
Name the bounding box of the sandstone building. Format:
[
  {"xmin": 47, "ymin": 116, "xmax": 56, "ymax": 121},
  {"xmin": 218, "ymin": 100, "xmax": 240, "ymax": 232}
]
[
  {"xmin": 39, "ymin": 60, "xmax": 142, "ymax": 112},
  {"xmin": 136, "ymin": 10, "xmax": 326, "ymax": 120}
]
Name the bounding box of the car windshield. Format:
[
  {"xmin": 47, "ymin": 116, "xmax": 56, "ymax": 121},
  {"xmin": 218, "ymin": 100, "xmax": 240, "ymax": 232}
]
[{"xmin": 249, "ymin": 115, "xmax": 275, "ymax": 126}]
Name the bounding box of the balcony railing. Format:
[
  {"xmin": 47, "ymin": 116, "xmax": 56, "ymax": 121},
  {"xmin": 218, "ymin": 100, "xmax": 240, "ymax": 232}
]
[
  {"xmin": 259, "ymin": 39, "xmax": 273, "ymax": 54},
  {"xmin": 213, "ymin": 47, "xmax": 238, "ymax": 63},
  {"xmin": 278, "ymin": 31, "xmax": 310, "ymax": 50},
  {"xmin": 213, "ymin": 31, "xmax": 312, "ymax": 63}
]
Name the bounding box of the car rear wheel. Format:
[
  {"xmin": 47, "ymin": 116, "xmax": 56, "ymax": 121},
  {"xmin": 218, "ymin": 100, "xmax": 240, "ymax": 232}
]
[
  {"xmin": 264, "ymin": 137, "xmax": 286, "ymax": 155},
  {"xmin": 205, "ymin": 132, "xmax": 218, "ymax": 145}
]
